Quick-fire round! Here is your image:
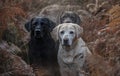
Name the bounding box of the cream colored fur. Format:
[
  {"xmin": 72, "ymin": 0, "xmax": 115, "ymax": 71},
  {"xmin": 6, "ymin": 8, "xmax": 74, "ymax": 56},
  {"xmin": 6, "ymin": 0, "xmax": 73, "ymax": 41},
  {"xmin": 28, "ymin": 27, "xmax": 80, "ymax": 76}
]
[{"xmin": 52, "ymin": 23, "xmax": 91, "ymax": 76}]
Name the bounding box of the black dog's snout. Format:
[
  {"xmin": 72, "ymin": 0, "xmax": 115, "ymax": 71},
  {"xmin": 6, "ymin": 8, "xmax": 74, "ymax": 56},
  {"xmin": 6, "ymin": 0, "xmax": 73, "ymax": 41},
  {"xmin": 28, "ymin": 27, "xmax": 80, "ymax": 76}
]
[
  {"xmin": 35, "ymin": 30, "xmax": 41, "ymax": 34},
  {"xmin": 35, "ymin": 28, "xmax": 41, "ymax": 34},
  {"xmin": 35, "ymin": 25, "xmax": 41, "ymax": 35},
  {"xmin": 34, "ymin": 28, "xmax": 43, "ymax": 38},
  {"xmin": 35, "ymin": 29, "xmax": 41, "ymax": 32}
]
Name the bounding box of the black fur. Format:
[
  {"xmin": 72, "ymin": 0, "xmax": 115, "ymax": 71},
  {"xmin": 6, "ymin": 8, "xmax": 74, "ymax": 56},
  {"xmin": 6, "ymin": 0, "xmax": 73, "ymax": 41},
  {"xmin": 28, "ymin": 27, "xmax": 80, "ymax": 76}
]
[
  {"xmin": 60, "ymin": 11, "xmax": 81, "ymax": 25},
  {"xmin": 25, "ymin": 17, "xmax": 57, "ymax": 65}
]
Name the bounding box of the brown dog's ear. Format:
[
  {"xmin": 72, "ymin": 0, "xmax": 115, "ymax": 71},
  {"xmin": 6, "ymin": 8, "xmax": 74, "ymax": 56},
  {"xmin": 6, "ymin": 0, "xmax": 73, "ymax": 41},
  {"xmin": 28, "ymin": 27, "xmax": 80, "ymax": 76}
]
[
  {"xmin": 51, "ymin": 24, "xmax": 62, "ymax": 41},
  {"xmin": 75, "ymin": 13, "xmax": 81, "ymax": 25},
  {"xmin": 73, "ymin": 24, "xmax": 83, "ymax": 38}
]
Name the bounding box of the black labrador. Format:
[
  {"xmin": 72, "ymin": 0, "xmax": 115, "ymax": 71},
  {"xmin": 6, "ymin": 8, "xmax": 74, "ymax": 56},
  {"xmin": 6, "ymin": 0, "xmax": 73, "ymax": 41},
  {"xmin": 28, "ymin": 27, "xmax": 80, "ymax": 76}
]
[
  {"xmin": 60, "ymin": 11, "xmax": 81, "ymax": 25},
  {"xmin": 25, "ymin": 17, "xmax": 57, "ymax": 66}
]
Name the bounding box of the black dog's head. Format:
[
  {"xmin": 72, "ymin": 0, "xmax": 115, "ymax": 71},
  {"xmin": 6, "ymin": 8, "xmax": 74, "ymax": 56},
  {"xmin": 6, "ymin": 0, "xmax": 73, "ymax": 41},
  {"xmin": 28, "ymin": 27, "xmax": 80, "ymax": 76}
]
[
  {"xmin": 25, "ymin": 17, "xmax": 56, "ymax": 38},
  {"xmin": 60, "ymin": 11, "xmax": 81, "ymax": 25}
]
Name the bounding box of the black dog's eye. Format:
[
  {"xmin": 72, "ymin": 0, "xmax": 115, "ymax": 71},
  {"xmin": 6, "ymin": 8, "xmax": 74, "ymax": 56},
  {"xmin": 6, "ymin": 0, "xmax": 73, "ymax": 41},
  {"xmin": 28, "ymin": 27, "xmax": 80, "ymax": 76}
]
[
  {"xmin": 41, "ymin": 22, "xmax": 45, "ymax": 25},
  {"xmin": 41, "ymin": 22, "xmax": 47, "ymax": 27},
  {"xmin": 33, "ymin": 22, "xmax": 38, "ymax": 26},
  {"xmin": 60, "ymin": 31, "xmax": 64, "ymax": 34},
  {"xmin": 32, "ymin": 24, "xmax": 36, "ymax": 28},
  {"xmin": 70, "ymin": 31, "xmax": 74, "ymax": 34}
]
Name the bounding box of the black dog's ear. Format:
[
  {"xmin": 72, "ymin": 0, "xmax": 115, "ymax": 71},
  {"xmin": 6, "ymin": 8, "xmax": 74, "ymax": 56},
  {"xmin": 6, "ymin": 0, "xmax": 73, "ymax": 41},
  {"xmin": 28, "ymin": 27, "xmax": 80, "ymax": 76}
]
[
  {"xmin": 24, "ymin": 18, "xmax": 35, "ymax": 32},
  {"xmin": 48, "ymin": 19, "xmax": 56, "ymax": 32},
  {"xmin": 25, "ymin": 21, "xmax": 31, "ymax": 32},
  {"xmin": 43, "ymin": 18, "xmax": 56, "ymax": 32}
]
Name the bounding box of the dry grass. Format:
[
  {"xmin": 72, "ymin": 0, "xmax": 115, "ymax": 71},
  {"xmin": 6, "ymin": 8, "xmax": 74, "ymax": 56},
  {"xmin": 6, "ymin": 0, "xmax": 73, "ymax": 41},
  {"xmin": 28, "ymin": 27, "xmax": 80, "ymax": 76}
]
[
  {"xmin": 0, "ymin": 0, "xmax": 120, "ymax": 76},
  {"xmin": 0, "ymin": 48, "xmax": 35, "ymax": 76},
  {"xmin": 86, "ymin": 0, "xmax": 109, "ymax": 15},
  {"xmin": 0, "ymin": 0, "xmax": 28, "ymax": 41},
  {"xmin": 86, "ymin": 54, "xmax": 120, "ymax": 76},
  {"xmin": 98, "ymin": 5, "xmax": 120, "ymax": 34},
  {"xmin": 82, "ymin": 4, "xmax": 120, "ymax": 76}
]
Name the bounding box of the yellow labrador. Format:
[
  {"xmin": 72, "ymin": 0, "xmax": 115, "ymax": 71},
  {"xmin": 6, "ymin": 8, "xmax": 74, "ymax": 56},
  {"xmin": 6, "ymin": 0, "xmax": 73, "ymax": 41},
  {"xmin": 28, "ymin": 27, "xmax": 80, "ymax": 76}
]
[{"xmin": 52, "ymin": 23, "xmax": 91, "ymax": 76}]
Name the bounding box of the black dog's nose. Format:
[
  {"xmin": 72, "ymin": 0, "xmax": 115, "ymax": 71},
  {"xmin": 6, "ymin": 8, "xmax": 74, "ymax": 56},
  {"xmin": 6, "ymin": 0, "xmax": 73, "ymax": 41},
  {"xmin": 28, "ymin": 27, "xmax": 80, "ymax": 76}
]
[
  {"xmin": 35, "ymin": 30, "xmax": 41, "ymax": 34},
  {"xmin": 34, "ymin": 29, "xmax": 42, "ymax": 38},
  {"xmin": 35, "ymin": 28, "xmax": 41, "ymax": 33}
]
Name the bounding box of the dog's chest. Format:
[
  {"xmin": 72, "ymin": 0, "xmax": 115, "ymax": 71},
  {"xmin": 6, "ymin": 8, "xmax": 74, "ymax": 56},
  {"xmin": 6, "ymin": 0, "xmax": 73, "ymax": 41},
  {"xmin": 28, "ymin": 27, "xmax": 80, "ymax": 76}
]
[
  {"xmin": 30, "ymin": 37, "xmax": 55, "ymax": 49},
  {"xmin": 58, "ymin": 46, "xmax": 85, "ymax": 69}
]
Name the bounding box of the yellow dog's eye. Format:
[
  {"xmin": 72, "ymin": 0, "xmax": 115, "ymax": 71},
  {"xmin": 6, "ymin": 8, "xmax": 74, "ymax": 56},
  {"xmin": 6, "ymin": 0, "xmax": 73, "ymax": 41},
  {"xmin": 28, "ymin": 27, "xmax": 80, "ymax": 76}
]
[
  {"xmin": 60, "ymin": 31, "xmax": 64, "ymax": 34},
  {"xmin": 70, "ymin": 31, "xmax": 74, "ymax": 34}
]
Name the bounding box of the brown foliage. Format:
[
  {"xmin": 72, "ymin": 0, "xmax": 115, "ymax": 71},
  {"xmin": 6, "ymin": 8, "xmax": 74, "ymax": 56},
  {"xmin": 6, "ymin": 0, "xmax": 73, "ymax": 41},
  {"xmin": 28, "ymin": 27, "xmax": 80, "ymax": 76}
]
[
  {"xmin": 99, "ymin": 5, "xmax": 120, "ymax": 34},
  {"xmin": 86, "ymin": 0, "xmax": 109, "ymax": 15},
  {"xmin": 93, "ymin": 36, "xmax": 120, "ymax": 63},
  {"xmin": 82, "ymin": 4, "xmax": 120, "ymax": 76},
  {"xmin": 0, "ymin": 0, "xmax": 29, "ymax": 40},
  {"xmin": 0, "ymin": 0, "xmax": 120, "ymax": 76},
  {"xmin": 86, "ymin": 54, "xmax": 120, "ymax": 76},
  {"xmin": 86, "ymin": 5, "xmax": 120, "ymax": 76},
  {"xmin": 81, "ymin": 16, "xmax": 108, "ymax": 43},
  {"xmin": 0, "ymin": 48, "xmax": 35, "ymax": 76}
]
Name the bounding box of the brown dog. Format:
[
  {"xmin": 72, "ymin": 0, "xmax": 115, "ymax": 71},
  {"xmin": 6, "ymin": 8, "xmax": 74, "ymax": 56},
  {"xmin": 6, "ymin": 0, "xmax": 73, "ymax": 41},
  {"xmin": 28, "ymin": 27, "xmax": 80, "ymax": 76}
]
[{"xmin": 60, "ymin": 11, "xmax": 81, "ymax": 25}]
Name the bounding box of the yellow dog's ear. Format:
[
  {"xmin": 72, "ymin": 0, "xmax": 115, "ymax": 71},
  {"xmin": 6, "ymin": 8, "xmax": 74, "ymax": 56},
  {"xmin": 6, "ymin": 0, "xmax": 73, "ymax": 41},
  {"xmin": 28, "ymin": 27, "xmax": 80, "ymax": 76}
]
[
  {"xmin": 51, "ymin": 24, "xmax": 62, "ymax": 41},
  {"xmin": 73, "ymin": 24, "xmax": 83, "ymax": 38}
]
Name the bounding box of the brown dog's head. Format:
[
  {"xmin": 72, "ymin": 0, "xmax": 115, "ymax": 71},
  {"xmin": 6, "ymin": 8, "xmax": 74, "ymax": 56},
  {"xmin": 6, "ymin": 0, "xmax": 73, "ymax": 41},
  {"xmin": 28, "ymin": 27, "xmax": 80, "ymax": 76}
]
[
  {"xmin": 60, "ymin": 11, "xmax": 81, "ymax": 25},
  {"xmin": 51, "ymin": 23, "xmax": 83, "ymax": 47}
]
